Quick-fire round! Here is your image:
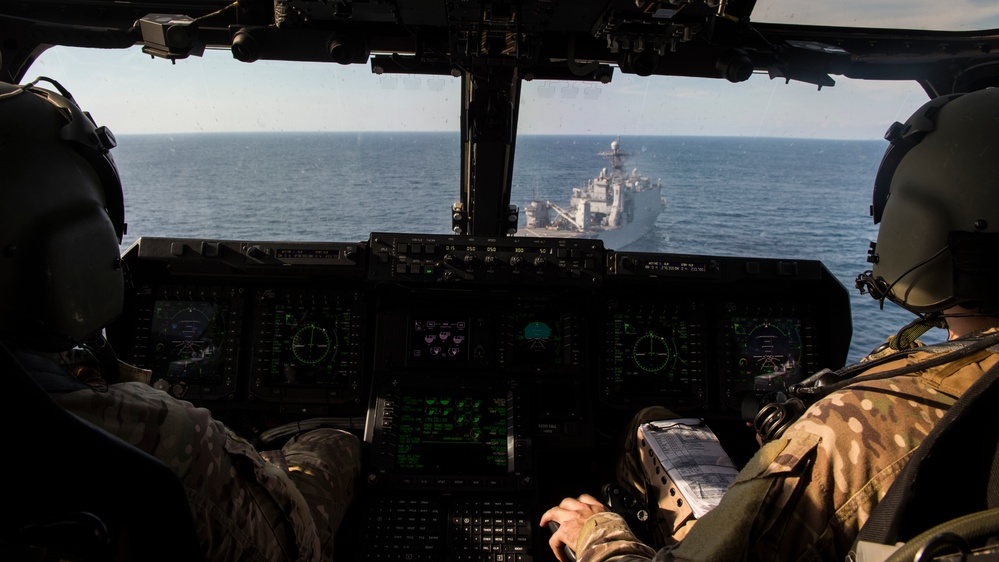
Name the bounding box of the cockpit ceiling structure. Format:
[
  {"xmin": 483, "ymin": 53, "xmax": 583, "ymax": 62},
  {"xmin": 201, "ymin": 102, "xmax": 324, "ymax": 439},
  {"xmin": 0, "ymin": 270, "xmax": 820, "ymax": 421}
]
[{"xmin": 4, "ymin": 0, "xmax": 999, "ymax": 96}]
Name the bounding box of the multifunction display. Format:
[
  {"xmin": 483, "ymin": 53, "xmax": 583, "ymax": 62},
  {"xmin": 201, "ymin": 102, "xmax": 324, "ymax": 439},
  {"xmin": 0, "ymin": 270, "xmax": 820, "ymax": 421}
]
[
  {"xmin": 601, "ymin": 301, "xmax": 706, "ymax": 409},
  {"xmin": 250, "ymin": 288, "xmax": 365, "ymax": 403},
  {"xmin": 718, "ymin": 303, "xmax": 817, "ymax": 411},
  {"xmin": 502, "ymin": 307, "xmax": 577, "ymax": 368},
  {"xmin": 728, "ymin": 316, "xmax": 804, "ymax": 385},
  {"xmin": 409, "ymin": 317, "xmax": 470, "ymax": 363},
  {"xmin": 395, "ymin": 392, "xmax": 509, "ymax": 474},
  {"xmin": 149, "ymin": 299, "xmax": 234, "ymax": 383}
]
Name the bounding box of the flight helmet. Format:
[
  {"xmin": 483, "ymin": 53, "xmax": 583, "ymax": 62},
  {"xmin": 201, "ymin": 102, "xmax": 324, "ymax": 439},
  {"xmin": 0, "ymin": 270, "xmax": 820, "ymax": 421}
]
[
  {"xmin": 857, "ymin": 88, "xmax": 999, "ymax": 315},
  {"xmin": 0, "ymin": 78, "xmax": 125, "ymax": 351}
]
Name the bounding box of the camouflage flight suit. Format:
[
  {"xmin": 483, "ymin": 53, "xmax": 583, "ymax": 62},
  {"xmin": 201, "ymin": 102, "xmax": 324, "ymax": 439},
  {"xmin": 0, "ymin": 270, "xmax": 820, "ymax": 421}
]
[
  {"xmin": 24, "ymin": 351, "xmax": 361, "ymax": 562},
  {"xmin": 573, "ymin": 329, "xmax": 999, "ymax": 562}
]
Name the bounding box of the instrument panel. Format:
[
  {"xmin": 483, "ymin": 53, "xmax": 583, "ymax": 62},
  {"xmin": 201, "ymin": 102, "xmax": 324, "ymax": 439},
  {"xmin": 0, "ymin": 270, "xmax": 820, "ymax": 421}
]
[
  {"xmin": 107, "ymin": 232, "xmax": 851, "ymax": 561},
  {"xmin": 109, "ymin": 233, "xmax": 851, "ymax": 420}
]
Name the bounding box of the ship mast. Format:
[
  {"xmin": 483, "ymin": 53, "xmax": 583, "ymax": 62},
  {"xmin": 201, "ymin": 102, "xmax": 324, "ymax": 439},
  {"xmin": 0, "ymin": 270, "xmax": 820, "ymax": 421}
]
[{"xmin": 599, "ymin": 137, "xmax": 628, "ymax": 174}]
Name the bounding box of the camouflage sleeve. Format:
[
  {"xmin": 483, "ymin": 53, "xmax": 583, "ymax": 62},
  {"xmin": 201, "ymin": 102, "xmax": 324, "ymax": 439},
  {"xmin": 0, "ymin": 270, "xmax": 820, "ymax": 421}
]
[
  {"xmin": 664, "ymin": 374, "xmax": 954, "ymax": 562},
  {"xmin": 259, "ymin": 428, "xmax": 362, "ymax": 556},
  {"xmin": 743, "ymin": 375, "xmax": 950, "ymax": 561},
  {"xmin": 635, "ymin": 347, "xmax": 994, "ymax": 562},
  {"xmin": 586, "ymin": 406, "xmax": 809, "ymax": 562},
  {"xmin": 574, "ymin": 511, "xmax": 659, "ymax": 562},
  {"xmin": 56, "ymin": 382, "xmax": 360, "ymax": 562},
  {"xmin": 659, "ymin": 435, "xmax": 818, "ymax": 562}
]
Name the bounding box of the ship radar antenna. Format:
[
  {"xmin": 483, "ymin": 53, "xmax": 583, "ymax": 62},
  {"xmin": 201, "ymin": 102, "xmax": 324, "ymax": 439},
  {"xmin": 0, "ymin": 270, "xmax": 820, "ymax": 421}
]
[{"xmin": 599, "ymin": 136, "xmax": 629, "ymax": 173}]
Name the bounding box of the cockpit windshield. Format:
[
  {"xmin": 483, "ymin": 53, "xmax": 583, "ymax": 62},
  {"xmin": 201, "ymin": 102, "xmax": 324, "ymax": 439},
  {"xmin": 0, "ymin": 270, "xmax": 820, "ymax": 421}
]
[{"xmin": 30, "ymin": 44, "xmax": 936, "ymax": 360}]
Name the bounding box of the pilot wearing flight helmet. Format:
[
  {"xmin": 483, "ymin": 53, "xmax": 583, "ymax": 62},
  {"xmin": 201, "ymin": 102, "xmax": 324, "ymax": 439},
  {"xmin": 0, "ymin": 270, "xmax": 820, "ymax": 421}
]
[
  {"xmin": 542, "ymin": 87, "xmax": 999, "ymax": 561},
  {"xmin": 0, "ymin": 78, "xmax": 360, "ymax": 562}
]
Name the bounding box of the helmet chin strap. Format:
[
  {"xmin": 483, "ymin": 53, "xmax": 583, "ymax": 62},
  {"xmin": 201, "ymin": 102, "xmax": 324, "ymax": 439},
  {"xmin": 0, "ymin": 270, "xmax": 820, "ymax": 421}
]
[{"xmin": 856, "ymin": 244, "xmax": 949, "ymax": 310}]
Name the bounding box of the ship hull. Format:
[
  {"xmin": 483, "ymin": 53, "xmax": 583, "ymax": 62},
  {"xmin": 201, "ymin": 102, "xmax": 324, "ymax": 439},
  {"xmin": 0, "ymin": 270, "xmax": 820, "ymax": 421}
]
[{"xmin": 520, "ymin": 187, "xmax": 664, "ymax": 250}]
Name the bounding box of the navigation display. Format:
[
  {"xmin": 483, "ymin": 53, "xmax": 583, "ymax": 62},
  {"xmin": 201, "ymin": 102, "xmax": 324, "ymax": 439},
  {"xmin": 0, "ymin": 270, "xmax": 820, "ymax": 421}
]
[
  {"xmin": 149, "ymin": 299, "xmax": 229, "ymax": 381},
  {"xmin": 262, "ymin": 302, "xmax": 358, "ymax": 386},
  {"xmin": 602, "ymin": 302, "xmax": 706, "ymax": 407},
  {"xmin": 395, "ymin": 392, "xmax": 509, "ymax": 474},
  {"xmin": 248, "ymin": 288, "xmax": 365, "ymax": 403}
]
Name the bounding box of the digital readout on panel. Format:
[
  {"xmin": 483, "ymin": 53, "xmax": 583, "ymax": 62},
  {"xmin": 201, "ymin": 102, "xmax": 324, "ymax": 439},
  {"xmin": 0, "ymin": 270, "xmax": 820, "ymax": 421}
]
[{"xmin": 395, "ymin": 392, "xmax": 508, "ymax": 474}]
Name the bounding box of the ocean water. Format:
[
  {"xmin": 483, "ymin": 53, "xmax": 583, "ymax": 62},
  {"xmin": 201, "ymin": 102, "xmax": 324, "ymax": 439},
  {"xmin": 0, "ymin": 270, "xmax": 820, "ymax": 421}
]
[{"xmin": 113, "ymin": 132, "xmax": 946, "ymax": 363}]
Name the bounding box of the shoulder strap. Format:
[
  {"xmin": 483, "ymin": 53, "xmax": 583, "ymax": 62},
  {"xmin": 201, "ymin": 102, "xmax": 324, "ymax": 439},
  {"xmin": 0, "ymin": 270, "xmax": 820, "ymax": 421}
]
[{"xmin": 855, "ymin": 359, "xmax": 999, "ymax": 548}]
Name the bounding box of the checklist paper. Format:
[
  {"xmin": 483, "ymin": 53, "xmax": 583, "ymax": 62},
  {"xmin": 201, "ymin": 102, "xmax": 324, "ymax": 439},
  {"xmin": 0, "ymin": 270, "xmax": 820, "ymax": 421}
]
[{"xmin": 639, "ymin": 419, "xmax": 739, "ymax": 518}]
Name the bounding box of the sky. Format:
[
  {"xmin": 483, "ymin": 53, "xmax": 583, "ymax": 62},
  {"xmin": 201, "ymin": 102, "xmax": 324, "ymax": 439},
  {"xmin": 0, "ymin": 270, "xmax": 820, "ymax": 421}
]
[
  {"xmin": 752, "ymin": 0, "xmax": 999, "ymax": 30},
  {"xmin": 26, "ymin": 0, "xmax": 999, "ymax": 139},
  {"xmin": 30, "ymin": 46, "xmax": 929, "ymax": 140}
]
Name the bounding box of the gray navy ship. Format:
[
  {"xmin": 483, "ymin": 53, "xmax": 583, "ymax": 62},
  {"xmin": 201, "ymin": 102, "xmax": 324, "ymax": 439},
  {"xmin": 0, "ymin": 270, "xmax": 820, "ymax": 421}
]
[{"xmin": 520, "ymin": 138, "xmax": 666, "ymax": 250}]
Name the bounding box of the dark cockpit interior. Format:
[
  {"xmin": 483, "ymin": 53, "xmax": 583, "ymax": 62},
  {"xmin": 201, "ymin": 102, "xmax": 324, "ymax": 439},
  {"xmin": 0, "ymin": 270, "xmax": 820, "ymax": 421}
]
[
  {"xmin": 103, "ymin": 232, "xmax": 849, "ymax": 559},
  {"xmin": 4, "ymin": 1, "xmax": 999, "ymax": 560}
]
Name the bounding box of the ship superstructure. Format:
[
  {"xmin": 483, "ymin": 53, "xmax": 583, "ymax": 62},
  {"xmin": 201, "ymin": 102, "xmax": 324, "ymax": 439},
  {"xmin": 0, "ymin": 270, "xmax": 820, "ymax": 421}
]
[{"xmin": 521, "ymin": 138, "xmax": 665, "ymax": 250}]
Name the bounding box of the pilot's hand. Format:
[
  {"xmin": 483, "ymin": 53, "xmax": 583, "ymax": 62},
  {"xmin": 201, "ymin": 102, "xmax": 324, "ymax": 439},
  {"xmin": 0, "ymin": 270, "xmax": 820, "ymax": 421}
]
[{"xmin": 540, "ymin": 493, "xmax": 608, "ymax": 562}]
